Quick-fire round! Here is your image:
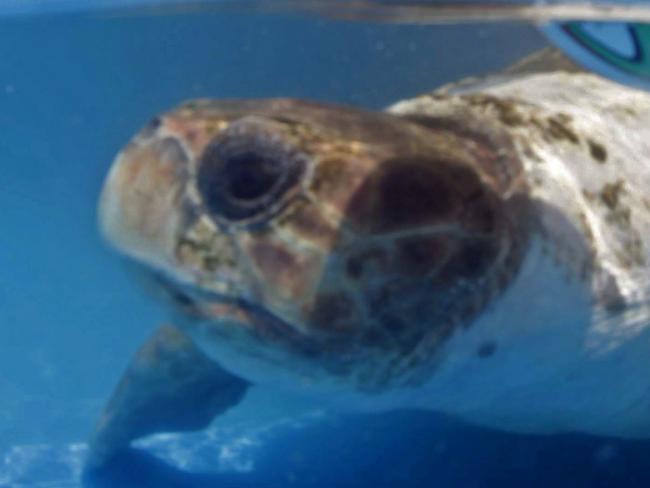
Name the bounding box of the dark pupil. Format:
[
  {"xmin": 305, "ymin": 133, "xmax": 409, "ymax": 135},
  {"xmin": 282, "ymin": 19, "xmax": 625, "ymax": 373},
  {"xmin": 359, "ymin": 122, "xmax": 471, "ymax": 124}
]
[
  {"xmin": 226, "ymin": 153, "xmax": 282, "ymax": 201},
  {"xmin": 197, "ymin": 142, "xmax": 299, "ymax": 222}
]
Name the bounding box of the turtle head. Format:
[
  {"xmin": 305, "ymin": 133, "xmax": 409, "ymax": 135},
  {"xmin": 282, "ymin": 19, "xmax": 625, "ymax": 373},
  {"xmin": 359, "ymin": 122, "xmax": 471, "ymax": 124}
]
[{"xmin": 99, "ymin": 98, "xmax": 530, "ymax": 389}]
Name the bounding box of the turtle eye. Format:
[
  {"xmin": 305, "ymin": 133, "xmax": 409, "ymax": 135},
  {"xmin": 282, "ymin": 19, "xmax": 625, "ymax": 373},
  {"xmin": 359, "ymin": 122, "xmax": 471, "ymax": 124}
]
[{"xmin": 197, "ymin": 117, "xmax": 306, "ymax": 222}]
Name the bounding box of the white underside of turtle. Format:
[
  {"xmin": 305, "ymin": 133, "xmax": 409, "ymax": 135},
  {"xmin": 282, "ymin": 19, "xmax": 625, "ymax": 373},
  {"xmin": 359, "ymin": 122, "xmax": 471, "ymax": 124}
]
[{"xmin": 89, "ymin": 50, "xmax": 650, "ymax": 467}]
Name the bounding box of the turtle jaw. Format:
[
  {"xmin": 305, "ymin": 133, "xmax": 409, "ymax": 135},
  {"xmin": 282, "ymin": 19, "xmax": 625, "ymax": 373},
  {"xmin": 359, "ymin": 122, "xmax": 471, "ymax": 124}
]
[{"xmin": 157, "ymin": 275, "xmax": 314, "ymax": 357}]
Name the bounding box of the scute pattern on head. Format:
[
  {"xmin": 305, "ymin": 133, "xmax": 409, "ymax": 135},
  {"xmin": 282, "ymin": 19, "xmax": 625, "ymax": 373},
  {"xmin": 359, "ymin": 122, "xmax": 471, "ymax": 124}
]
[{"xmin": 100, "ymin": 97, "xmax": 532, "ymax": 392}]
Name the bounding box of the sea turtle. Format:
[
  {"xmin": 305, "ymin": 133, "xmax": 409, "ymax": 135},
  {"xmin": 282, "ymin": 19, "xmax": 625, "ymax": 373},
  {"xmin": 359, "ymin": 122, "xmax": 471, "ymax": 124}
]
[{"xmin": 89, "ymin": 49, "xmax": 650, "ymax": 466}]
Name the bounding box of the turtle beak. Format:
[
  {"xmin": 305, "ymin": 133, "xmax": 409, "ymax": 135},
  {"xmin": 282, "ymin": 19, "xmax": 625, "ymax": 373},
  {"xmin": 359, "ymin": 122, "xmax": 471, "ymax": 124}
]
[{"xmin": 98, "ymin": 137, "xmax": 189, "ymax": 273}]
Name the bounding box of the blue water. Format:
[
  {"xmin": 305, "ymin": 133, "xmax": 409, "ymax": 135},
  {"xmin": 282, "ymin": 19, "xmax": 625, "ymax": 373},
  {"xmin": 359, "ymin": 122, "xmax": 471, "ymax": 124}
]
[{"xmin": 1, "ymin": 6, "xmax": 648, "ymax": 487}]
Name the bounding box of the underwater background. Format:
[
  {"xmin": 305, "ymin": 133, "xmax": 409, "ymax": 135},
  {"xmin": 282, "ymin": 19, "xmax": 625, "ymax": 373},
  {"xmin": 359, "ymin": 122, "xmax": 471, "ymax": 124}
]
[{"xmin": 1, "ymin": 4, "xmax": 650, "ymax": 487}]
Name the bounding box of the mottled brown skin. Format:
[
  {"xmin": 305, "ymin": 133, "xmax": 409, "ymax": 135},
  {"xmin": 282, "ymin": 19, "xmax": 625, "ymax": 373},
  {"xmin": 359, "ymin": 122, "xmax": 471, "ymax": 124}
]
[{"xmin": 101, "ymin": 98, "xmax": 532, "ymax": 392}]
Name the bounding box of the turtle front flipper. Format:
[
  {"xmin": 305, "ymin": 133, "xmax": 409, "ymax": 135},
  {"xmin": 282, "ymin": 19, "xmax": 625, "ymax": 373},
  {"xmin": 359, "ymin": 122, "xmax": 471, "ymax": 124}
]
[{"xmin": 87, "ymin": 325, "xmax": 249, "ymax": 468}]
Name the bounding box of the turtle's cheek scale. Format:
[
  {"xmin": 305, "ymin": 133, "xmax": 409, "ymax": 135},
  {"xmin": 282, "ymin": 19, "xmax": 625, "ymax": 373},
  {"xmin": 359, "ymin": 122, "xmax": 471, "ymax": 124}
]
[{"xmin": 196, "ymin": 116, "xmax": 308, "ymax": 227}]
